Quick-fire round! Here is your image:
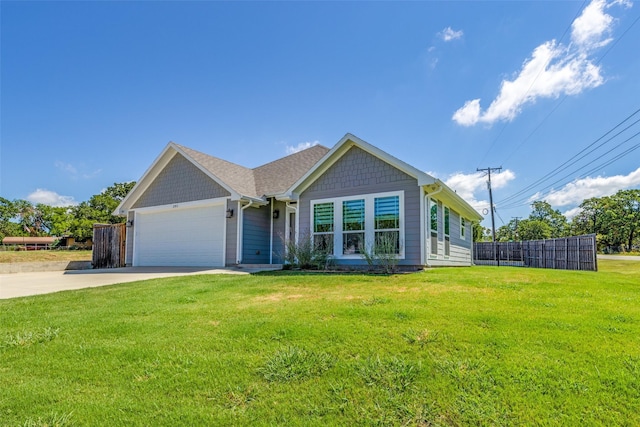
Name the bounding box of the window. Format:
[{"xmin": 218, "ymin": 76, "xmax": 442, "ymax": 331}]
[
  {"xmin": 374, "ymin": 196, "xmax": 400, "ymax": 254},
  {"xmin": 313, "ymin": 202, "xmax": 334, "ymax": 253},
  {"xmin": 444, "ymin": 206, "xmax": 450, "ymax": 257},
  {"xmin": 430, "ymin": 199, "xmax": 438, "ymax": 256},
  {"xmin": 343, "ymin": 199, "xmax": 365, "ymax": 254},
  {"xmin": 310, "ymin": 191, "xmax": 404, "ymax": 259},
  {"xmin": 461, "ymin": 217, "xmax": 466, "ymax": 240}
]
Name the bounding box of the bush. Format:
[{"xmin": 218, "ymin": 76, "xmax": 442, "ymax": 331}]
[
  {"xmin": 361, "ymin": 233, "xmax": 401, "ymax": 274},
  {"xmin": 282, "ymin": 233, "xmax": 333, "ymax": 270}
]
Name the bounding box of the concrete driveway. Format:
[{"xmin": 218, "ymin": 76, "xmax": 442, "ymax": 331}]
[
  {"xmin": 598, "ymin": 255, "xmax": 640, "ymax": 261},
  {"xmin": 0, "ymin": 266, "xmax": 274, "ymax": 300}
]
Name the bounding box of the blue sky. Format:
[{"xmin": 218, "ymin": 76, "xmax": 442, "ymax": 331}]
[{"xmin": 2, "ymin": 0, "xmax": 639, "ymax": 227}]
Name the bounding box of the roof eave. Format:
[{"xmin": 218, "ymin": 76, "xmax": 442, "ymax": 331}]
[{"xmin": 425, "ymin": 181, "xmax": 483, "ymax": 221}]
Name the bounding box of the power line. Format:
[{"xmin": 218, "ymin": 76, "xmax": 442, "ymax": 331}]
[
  {"xmin": 475, "ymin": 1, "xmax": 588, "ymax": 168},
  {"xmin": 499, "ymin": 131, "xmax": 640, "ymax": 209},
  {"xmin": 498, "ymin": 108, "xmax": 640, "ymax": 205},
  {"xmin": 499, "ymin": 12, "xmax": 640, "ymax": 166}
]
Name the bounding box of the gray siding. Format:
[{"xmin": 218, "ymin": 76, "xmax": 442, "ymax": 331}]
[
  {"xmin": 242, "ymin": 205, "xmax": 270, "ymax": 264},
  {"xmin": 299, "ymin": 146, "xmax": 422, "ymax": 266},
  {"xmin": 125, "ymin": 211, "xmax": 134, "ymax": 266},
  {"xmin": 225, "ymin": 200, "xmax": 239, "ymax": 266},
  {"xmin": 272, "ymin": 200, "xmax": 287, "ymax": 264},
  {"xmin": 132, "ymin": 153, "xmax": 230, "ymax": 209},
  {"xmin": 429, "ymin": 201, "xmax": 473, "ymax": 266}
]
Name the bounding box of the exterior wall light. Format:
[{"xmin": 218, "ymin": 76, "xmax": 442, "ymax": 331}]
[
  {"xmin": 273, "ymin": 209, "xmax": 280, "ymax": 219},
  {"xmin": 226, "ymin": 209, "xmax": 234, "ymax": 218}
]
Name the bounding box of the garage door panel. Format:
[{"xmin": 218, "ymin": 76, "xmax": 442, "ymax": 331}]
[{"xmin": 134, "ymin": 204, "xmax": 224, "ymax": 267}]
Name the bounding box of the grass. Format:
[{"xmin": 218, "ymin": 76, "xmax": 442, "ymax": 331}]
[
  {"xmin": 1, "ymin": 260, "xmax": 639, "ymax": 426},
  {"xmin": 0, "ymin": 250, "xmax": 92, "ymax": 264}
]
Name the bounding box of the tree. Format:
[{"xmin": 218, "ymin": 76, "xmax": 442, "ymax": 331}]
[
  {"xmin": 0, "ymin": 197, "xmax": 22, "ymax": 239},
  {"xmin": 38, "ymin": 204, "xmax": 73, "ymax": 237},
  {"xmin": 571, "ymin": 190, "xmax": 640, "ymax": 252},
  {"xmin": 472, "ymin": 221, "xmax": 490, "ymax": 242},
  {"xmin": 607, "ymin": 189, "xmax": 640, "ymax": 252},
  {"xmin": 529, "ymin": 201, "xmax": 568, "ymax": 238},
  {"xmin": 516, "ymin": 219, "xmax": 551, "ymax": 241},
  {"xmin": 496, "ymin": 218, "xmax": 519, "ymax": 242},
  {"xmin": 68, "ymin": 182, "xmax": 136, "ymax": 240}
]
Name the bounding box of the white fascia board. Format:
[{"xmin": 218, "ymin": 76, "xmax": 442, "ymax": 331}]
[
  {"xmin": 238, "ymin": 195, "xmax": 269, "ymax": 206},
  {"xmin": 114, "ymin": 143, "xmax": 177, "ymax": 215}
]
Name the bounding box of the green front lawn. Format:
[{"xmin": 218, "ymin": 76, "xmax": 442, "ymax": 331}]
[{"xmin": 1, "ymin": 261, "xmax": 639, "ymax": 426}]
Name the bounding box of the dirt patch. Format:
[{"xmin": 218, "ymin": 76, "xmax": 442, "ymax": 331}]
[{"xmin": 253, "ymin": 293, "xmax": 311, "ymax": 303}]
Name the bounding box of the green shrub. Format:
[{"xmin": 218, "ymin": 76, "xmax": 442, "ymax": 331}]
[
  {"xmin": 282, "ymin": 233, "xmax": 333, "ymax": 270},
  {"xmin": 361, "ymin": 232, "xmax": 401, "ymax": 273}
]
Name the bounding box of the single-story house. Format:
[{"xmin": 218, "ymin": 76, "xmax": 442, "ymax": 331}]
[
  {"xmin": 2, "ymin": 236, "xmax": 57, "ymax": 250},
  {"xmin": 115, "ymin": 133, "xmax": 482, "ymax": 268}
]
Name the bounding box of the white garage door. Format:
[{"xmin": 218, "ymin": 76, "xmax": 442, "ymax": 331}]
[{"xmin": 134, "ymin": 203, "xmax": 225, "ymax": 267}]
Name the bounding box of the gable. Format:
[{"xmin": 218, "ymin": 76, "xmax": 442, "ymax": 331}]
[
  {"xmin": 132, "ymin": 153, "xmax": 231, "ymax": 209},
  {"xmin": 305, "ymin": 146, "xmax": 417, "ymax": 196},
  {"xmin": 253, "ymin": 145, "xmax": 330, "ymax": 196}
]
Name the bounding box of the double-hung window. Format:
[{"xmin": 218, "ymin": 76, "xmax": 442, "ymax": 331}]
[
  {"xmin": 313, "ymin": 202, "xmax": 334, "ymax": 253},
  {"xmin": 374, "ymin": 195, "xmax": 400, "ymax": 254},
  {"xmin": 342, "ymin": 199, "xmax": 365, "ymax": 254},
  {"xmin": 311, "ymin": 191, "xmax": 404, "ymax": 259},
  {"xmin": 430, "ymin": 199, "xmax": 438, "ymax": 256},
  {"xmin": 460, "ymin": 217, "xmax": 466, "ymax": 240}
]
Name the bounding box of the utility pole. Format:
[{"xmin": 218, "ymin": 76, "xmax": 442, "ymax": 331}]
[{"xmin": 477, "ymin": 166, "xmax": 502, "ymax": 242}]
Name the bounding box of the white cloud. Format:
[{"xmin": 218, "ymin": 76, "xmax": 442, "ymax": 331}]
[
  {"xmin": 452, "ymin": 99, "xmax": 481, "ymax": 126},
  {"xmin": 571, "ymin": 0, "xmax": 630, "ymax": 48},
  {"xmin": 452, "ymin": 0, "xmax": 630, "ymax": 126},
  {"xmin": 82, "ymin": 169, "xmax": 102, "ymax": 179},
  {"xmin": 563, "ymin": 206, "xmax": 584, "ymax": 219},
  {"xmin": 433, "ymin": 169, "xmax": 516, "ymax": 214},
  {"xmin": 27, "ymin": 189, "xmax": 78, "ymax": 207},
  {"xmin": 285, "ymin": 140, "xmax": 319, "ymax": 155},
  {"xmin": 55, "ymin": 160, "xmax": 101, "ymax": 180},
  {"xmin": 440, "ymin": 27, "xmax": 464, "ymax": 42},
  {"xmin": 55, "ymin": 161, "xmax": 77, "ymax": 175},
  {"xmin": 531, "ymin": 166, "xmax": 640, "ymax": 207}
]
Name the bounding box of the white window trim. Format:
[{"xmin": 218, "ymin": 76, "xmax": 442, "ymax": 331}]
[
  {"xmin": 460, "ymin": 216, "xmax": 466, "ymax": 240},
  {"xmin": 310, "ymin": 191, "xmax": 405, "ymax": 260},
  {"xmin": 429, "ymin": 198, "xmax": 439, "ymax": 259},
  {"xmin": 444, "ymin": 205, "xmax": 451, "ymax": 259}
]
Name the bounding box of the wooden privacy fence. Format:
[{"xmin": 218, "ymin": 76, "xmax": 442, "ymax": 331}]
[
  {"xmin": 473, "ymin": 234, "xmax": 597, "ymax": 271},
  {"xmin": 93, "ymin": 223, "xmax": 126, "ymax": 269}
]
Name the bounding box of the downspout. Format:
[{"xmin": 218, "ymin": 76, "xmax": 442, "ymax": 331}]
[
  {"xmin": 423, "ymin": 184, "xmax": 443, "ymax": 268},
  {"xmin": 237, "ymin": 200, "xmax": 254, "ymax": 264}
]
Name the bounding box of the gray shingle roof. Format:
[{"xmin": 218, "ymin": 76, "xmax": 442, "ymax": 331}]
[
  {"xmin": 173, "ymin": 143, "xmax": 329, "ymax": 199},
  {"xmin": 253, "ymin": 145, "xmax": 330, "ymax": 196}
]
